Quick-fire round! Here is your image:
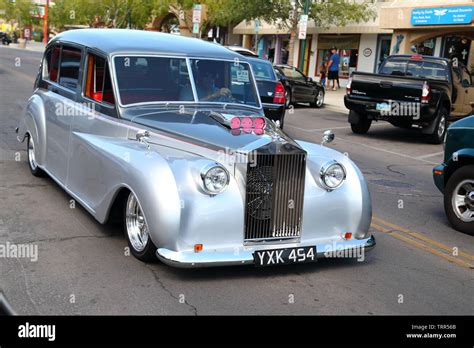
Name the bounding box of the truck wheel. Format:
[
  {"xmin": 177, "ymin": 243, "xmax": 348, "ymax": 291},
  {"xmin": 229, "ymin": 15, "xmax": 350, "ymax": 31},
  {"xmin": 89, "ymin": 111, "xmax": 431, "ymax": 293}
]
[
  {"xmin": 124, "ymin": 191, "xmax": 158, "ymax": 262},
  {"xmin": 444, "ymin": 165, "xmax": 474, "ymax": 236},
  {"xmin": 427, "ymin": 108, "xmax": 447, "ymax": 144},
  {"xmin": 349, "ymin": 111, "xmax": 372, "ymax": 134}
]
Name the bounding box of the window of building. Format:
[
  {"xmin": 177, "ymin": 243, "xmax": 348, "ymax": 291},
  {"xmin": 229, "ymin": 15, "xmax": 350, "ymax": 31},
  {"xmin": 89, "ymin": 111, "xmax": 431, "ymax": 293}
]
[
  {"xmin": 84, "ymin": 53, "xmax": 115, "ymax": 105},
  {"xmin": 58, "ymin": 46, "xmax": 82, "ymax": 90}
]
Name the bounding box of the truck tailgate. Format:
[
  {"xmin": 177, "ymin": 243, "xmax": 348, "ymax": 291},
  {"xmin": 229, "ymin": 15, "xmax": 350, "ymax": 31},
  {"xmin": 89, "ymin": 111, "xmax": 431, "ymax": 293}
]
[{"xmin": 350, "ymin": 73, "xmax": 424, "ymax": 103}]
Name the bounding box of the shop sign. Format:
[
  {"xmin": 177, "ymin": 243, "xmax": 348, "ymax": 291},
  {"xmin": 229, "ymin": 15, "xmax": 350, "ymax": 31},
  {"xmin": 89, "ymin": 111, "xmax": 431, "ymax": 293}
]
[{"xmin": 411, "ymin": 6, "xmax": 474, "ymax": 26}]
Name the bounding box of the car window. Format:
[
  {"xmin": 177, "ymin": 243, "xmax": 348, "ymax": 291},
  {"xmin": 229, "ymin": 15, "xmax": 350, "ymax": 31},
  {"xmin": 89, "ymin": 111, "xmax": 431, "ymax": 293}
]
[
  {"xmin": 190, "ymin": 59, "xmax": 259, "ymax": 107},
  {"xmin": 250, "ymin": 60, "xmax": 276, "ymax": 81},
  {"xmin": 281, "ymin": 67, "xmax": 306, "ymax": 81},
  {"xmin": 43, "ymin": 45, "xmax": 61, "ymax": 83},
  {"xmin": 84, "ymin": 53, "xmax": 115, "ymax": 106},
  {"xmin": 114, "ymin": 56, "xmax": 194, "ymax": 105},
  {"xmin": 379, "ymin": 59, "xmax": 407, "ymax": 76},
  {"xmin": 58, "ymin": 45, "xmax": 82, "ymax": 90},
  {"xmin": 406, "ymin": 61, "xmax": 448, "ymax": 81}
]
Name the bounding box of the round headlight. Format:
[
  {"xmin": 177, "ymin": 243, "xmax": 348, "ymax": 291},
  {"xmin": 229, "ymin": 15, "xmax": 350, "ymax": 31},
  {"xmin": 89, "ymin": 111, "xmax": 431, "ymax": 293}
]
[
  {"xmin": 320, "ymin": 161, "xmax": 346, "ymax": 190},
  {"xmin": 201, "ymin": 165, "xmax": 230, "ymax": 195}
]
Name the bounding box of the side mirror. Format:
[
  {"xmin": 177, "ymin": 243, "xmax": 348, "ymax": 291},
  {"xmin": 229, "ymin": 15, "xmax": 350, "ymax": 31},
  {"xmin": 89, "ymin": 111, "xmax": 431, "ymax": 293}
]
[
  {"xmin": 274, "ymin": 120, "xmax": 281, "ymax": 128},
  {"xmin": 462, "ymin": 79, "xmax": 471, "ymax": 88},
  {"xmin": 308, "ymin": 77, "xmax": 313, "ymax": 82},
  {"xmin": 321, "ymin": 130, "xmax": 335, "ymax": 146}
]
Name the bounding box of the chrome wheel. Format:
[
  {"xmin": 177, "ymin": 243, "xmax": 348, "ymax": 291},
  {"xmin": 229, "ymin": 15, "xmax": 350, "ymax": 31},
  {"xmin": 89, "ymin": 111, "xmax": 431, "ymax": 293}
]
[
  {"xmin": 316, "ymin": 90, "xmax": 324, "ymax": 107},
  {"xmin": 437, "ymin": 115, "xmax": 446, "ymax": 139},
  {"xmin": 285, "ymin": 89, "xmax": 291, "ymax": 108},
  {"xmin": 28, "ymin": 136, "xmax": 38, "ymax": 171},
  {"xmin": 452, "ymin": 180, "xmax": 474, "ymax": 223},
  {"xmin": 125, "ymin": 193, "xmax": 150, "ymax": 252}
]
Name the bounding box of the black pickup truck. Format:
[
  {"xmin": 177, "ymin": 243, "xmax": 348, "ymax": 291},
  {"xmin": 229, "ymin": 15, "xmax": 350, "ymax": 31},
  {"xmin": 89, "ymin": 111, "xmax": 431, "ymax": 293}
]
[{"xmin": 344, "ymin": 55, "xmax": 474, "ymax": 143}]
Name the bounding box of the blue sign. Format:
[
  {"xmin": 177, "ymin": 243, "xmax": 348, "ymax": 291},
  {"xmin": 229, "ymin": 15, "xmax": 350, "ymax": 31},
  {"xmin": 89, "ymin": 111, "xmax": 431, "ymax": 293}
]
[{"xmin": 411, "ymin": 6, "xmax": 474, "ymax": 26}]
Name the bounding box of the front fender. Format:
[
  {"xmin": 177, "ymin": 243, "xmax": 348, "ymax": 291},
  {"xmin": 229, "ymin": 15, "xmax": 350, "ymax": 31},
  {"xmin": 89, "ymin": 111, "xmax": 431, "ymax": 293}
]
[{"xmin": 297, "ymin": 140, "xmax": 372, "ymax": 239}]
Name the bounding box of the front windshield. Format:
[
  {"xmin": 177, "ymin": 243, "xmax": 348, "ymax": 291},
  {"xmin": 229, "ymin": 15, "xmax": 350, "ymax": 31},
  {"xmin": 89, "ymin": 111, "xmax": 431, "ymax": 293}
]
[{"xmin": 114, "ymin": 56, "xmax": 260, "ymax": 107}]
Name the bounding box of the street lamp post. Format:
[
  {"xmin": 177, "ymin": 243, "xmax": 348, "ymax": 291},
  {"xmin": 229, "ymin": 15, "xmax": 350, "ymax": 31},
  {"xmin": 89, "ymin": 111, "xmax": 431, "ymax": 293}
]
[
  {"xmin": 43, "ymin": 0, "xmax": 49, "ymax": 44},
  {"xmin": 298, "ymin": 0, "xmax": 310, "ymax": 71}
]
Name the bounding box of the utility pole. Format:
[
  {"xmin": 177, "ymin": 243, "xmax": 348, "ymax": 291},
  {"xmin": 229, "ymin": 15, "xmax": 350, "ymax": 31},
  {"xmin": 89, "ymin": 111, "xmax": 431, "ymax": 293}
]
[
  {"xmin": 43, "ymin": 0, "xmax": 49, "ymax": 44},
  {"xmin": 298, "ymin": 0, "xmax": 310, "ymax": 71}
]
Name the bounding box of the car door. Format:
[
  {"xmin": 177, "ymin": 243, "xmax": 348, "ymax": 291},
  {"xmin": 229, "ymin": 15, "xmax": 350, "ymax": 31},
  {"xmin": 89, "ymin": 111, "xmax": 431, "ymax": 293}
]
[
  {"xmin": 451, "ymin": 65, "xmax": 466, "ymax": 118},
  {"xmin": 281, "ymin": 67, "xmax": 309, "ymax": 102},
  {"xmin": 68, "ymin": 50, "xmax": 125, "ymax": 211},
  {"xmin": 42, "ymin": 44, "xmax": 83, "ymax": 184},
  {"xmin": 294, "ymin": 68, "xmax": 315, "ymax": 102}
]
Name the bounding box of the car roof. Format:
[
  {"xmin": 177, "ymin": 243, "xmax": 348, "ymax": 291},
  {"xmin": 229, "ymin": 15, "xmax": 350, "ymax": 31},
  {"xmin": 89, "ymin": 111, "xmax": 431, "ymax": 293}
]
[
  {"xmin": 51, "ymin": 29, "xmax": 244, "ymax": 60},
  {"xmin": 244, "ymin": 56, "xmax": 272, "ymax": 65}
]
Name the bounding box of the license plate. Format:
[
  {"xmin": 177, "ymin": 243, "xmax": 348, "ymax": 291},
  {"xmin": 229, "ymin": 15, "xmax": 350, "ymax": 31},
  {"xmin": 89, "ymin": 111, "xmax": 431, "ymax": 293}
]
[
  {"xmin": 254, "ymin": 246, "xmax": 317, "ymax": 267},
  {"xmin": 376, "ymin": 102, "xmax": 391, "ymax": 112}
]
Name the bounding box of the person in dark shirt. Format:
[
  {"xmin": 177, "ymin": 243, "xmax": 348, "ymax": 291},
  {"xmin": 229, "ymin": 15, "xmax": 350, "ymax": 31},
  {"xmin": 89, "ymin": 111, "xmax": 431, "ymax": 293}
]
[{"xmin": 327, "ymin": 46, "xmax": 340, "ymax": 91}]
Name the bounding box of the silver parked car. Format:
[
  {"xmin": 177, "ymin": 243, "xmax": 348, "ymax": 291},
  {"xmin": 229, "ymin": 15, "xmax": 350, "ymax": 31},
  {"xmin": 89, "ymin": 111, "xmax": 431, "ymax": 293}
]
[{"xmin": 17, "ymin": 29, "xmax": 375, "ymax": 267}]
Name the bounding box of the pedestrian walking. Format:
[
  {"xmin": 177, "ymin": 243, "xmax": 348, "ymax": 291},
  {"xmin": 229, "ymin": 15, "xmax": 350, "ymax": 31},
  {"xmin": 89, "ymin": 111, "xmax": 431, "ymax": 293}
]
[{"xmin": 327, "ymin": 46, "xmax": 340, "ymax": 91}]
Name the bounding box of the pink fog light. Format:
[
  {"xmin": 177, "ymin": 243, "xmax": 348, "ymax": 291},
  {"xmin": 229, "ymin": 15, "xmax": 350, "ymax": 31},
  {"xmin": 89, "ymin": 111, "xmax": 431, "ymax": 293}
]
[
  {"xmin": 230, "ymin": 117, "xmax": 241, "ymax": 129},
  {"xmin": 253, "ymin": 117, "xmax": 265, "ymax": 129},
  {"xmin": 241, "ymin": 117, "xmax": 253, "ymax": 129}
]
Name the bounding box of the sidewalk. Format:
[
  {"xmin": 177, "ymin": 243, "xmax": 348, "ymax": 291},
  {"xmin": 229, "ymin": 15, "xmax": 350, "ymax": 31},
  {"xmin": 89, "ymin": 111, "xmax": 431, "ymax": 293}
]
[
  {"xmin": 323, "ymin": 87, "xmax": 347, "ymax": 114},
  {"xmin": 6, "ymin": 41, "xmax": 46, "ymax": 53}
]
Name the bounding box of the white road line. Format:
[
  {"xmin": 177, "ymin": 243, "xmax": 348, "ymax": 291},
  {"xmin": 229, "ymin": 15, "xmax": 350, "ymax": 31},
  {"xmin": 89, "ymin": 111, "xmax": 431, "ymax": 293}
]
[
  {"xmin": 286, "ymin": 123, "xmax": 385, "ymax": 132},
  {"xmin": 334, "ymin": 136, "xmax": 439, "ymax": 165},
  {"xmin": 415, "ymin": 151, "xmax": 444, "ymax": 160}
]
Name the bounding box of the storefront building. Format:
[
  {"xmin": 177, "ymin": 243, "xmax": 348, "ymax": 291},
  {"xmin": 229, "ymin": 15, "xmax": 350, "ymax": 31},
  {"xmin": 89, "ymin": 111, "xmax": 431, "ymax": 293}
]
[
  {"xmin": 234, "ymin": 1, "xmax": 474, "ymax": 86},
  {"xmin": 233, "ymin": 2, "xmax": 392, "ymax": 86},
  {"xmin": 379, "ymin": 1, "xmax": 474, "ymax": 71}
]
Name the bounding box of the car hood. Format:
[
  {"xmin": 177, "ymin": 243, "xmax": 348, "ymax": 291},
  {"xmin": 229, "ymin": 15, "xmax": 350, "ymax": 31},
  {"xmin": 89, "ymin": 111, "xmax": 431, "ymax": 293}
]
[{"xmin": 122, "ymin": 106, "xmax": 301, "ymax": 154}]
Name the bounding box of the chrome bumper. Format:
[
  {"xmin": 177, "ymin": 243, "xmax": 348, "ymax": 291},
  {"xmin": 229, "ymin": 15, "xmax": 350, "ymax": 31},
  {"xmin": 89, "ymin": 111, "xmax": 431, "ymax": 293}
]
[{"xmin": 156, "ymin": 235, "xmax": 376, "ymax": 268}]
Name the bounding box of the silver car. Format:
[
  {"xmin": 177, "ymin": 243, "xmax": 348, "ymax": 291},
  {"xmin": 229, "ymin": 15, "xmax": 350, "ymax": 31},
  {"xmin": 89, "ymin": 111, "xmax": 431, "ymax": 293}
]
[{"xmin": 17, "ymin": 29, "xmax": 375, "ymax": 267}]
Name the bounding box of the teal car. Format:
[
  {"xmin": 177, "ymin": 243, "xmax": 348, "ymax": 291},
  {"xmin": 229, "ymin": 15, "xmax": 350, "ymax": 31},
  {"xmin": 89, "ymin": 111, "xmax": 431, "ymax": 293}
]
[{"xmin": 433, "ymin": 116, "xmax": 474, "ymax": 235}]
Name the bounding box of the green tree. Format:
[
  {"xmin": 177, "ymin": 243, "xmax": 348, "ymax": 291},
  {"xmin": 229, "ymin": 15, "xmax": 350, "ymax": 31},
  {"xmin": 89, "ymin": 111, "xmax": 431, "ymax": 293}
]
[{"xmin": 0, "ymin": 0, "xmax": 41, "ymax": 28}]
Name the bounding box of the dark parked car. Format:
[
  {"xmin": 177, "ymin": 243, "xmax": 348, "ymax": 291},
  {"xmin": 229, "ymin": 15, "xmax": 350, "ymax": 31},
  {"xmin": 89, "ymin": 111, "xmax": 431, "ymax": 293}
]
[
  {"xmin": 345, "ymin": 54, "xmax": 474, "ymax": 144},
  {"xmin": 225, "ymin": 45, "xmax": 258, "ymax": 57},
  {"xmin": 1, "ymin": 32, "xmax": 12, "ymax": 45},
  {"xmin": 246, "ymin": 56, "xmax": 286, "ymax": 127},
  {"xmin": 433, "ymin": 116, "xmax": 474, "ymax": 236},
  {"xmin": 274, "ymin": 64, "xmax": 325, "ymax": 109}
]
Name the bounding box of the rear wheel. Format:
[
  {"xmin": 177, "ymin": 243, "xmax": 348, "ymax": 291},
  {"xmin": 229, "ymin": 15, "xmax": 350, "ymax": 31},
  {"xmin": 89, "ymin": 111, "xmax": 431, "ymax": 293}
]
[
  {"xmin": 444, "ymin": 165, "xmax": 474, "ymax": 236},
  {"xmin": 349, "ymin": 111, "xmax": 372, "ymax": 134},
  {"xmin": 427, "ymin": 108, "xmax": 447, "ymax": 144},
  {"xmin": 124, "ymin": 191, "xmax": 158, "ymax": 262},
  {"xmin": 27, "ymin": 135, "xmax": 44, "ymax": 177}
]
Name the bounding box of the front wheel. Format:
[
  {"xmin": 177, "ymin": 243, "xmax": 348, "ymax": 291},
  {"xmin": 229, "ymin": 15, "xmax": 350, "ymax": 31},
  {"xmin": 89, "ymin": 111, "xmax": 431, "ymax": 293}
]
[
  {"xmin": 285, "ymin": 88, "xmax": 292, "ymax": 109},
  {"xmin": 311, "ymin": 89, "xmax": 325, "ymax": 108},
  {"xmin": 427, "ymin": 108, "xmax": 447, "ymax": 144},
  {"xmin": 124, "ymin": 191, "xmax": 158, "ymax": 261},
  {"xmin": 444, "ymin": 166, "xmax": 474, "ymax": 236}
]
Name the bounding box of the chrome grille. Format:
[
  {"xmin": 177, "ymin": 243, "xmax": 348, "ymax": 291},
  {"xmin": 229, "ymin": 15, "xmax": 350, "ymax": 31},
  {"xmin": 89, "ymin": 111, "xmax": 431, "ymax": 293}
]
[{"xmin": 244, "ymin": 149, "xmax": 306, "ymax": 241}]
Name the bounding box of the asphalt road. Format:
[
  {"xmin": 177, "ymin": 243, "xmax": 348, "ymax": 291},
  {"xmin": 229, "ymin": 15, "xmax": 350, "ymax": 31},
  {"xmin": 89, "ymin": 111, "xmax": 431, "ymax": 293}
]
[{"xmin": 0, "ymin": 47, "xmax": 472, "ymax": 315}]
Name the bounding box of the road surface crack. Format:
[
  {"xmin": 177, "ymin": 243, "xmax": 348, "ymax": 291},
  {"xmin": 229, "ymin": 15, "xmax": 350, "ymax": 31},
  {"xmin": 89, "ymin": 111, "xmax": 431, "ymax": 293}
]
[
  {"xmin": 146, "ymin": 266, "xmax": 198, "ymax": 316},
  {"xmin": 13, "ymin": 234, "xmax": 113, "ymax": 245}
]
